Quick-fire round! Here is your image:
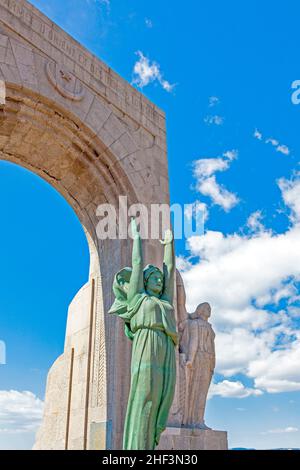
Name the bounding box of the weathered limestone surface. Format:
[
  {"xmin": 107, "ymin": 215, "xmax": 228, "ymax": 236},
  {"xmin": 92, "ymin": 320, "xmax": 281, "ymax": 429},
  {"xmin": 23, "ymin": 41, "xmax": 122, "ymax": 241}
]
[
  {"xmin": 157, "ymin": 272, "xmax": 228, "ymax": 450},
  {"xmin": 0, "ymin": 0, "xmax": 170, "ymax": 450},
  {"xmin": 34, "ymin": 270, "xmax": 103, "ymax": 449},
  {"xmin": 157, "ymin": 427, "xmax": 228, "ymax": 451}
]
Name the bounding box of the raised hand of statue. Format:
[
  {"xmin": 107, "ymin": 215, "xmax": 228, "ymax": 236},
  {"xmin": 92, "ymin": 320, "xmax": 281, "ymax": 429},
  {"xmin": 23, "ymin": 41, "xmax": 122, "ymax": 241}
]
[
  {"xmin": 160, "ymin": 229, "xmax": 173, "ymax": 245},
  {"xmin": 130, "ymin": 217, "xmax": 140, "ymax": 239}
]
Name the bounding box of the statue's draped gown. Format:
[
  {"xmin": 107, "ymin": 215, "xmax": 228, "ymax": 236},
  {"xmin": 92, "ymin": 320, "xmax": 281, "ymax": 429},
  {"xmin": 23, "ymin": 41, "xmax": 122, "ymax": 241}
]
[
  {"xmin": 180, "ymin": 317, "xmax": 215, "ymax": 426},
  {"xmin": 109, "ymin": 274, "xmax": 178, "ymax": 450}
]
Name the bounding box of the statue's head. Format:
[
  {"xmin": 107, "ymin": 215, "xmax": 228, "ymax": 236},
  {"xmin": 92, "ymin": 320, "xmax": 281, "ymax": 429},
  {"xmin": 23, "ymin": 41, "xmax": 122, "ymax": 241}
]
[
  {"xmin": 143, "ymin": 265, "xmax": 164, "ymax": 297},
  {"xmin": 194, "ymin": 302, "xmax": 211, "ymax": 321},
  {"xmin": 114, "ymin": 268, "xmax": 132, "ymax": 296}
]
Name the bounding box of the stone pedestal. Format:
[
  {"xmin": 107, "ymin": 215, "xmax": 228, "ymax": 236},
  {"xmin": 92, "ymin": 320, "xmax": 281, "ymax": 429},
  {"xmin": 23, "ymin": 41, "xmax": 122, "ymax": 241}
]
[{"xmin": 157, "ymin": 427, "xmax": 228, "ymax": 450}]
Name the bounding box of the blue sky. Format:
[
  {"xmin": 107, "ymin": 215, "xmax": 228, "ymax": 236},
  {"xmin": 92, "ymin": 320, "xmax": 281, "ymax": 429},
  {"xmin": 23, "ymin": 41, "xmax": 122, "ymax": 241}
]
[{"xmin": 1, "ymin": 0, "xmax": 300, "ymax": 450}]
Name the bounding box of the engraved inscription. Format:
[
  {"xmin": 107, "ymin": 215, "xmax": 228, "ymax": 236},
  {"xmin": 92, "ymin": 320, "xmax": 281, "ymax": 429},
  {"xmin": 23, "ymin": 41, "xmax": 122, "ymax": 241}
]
[{"xmin": 0, "ymin": 0, "xmax": 163, "ymax": 128}]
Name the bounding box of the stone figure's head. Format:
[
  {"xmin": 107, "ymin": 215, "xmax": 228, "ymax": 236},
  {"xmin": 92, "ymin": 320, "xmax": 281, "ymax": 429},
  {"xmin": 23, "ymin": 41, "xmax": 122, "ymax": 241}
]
[
  {"xmin": 143, "ymin": 265, "xmax": 164, "ymax": 297},
  {"xmin": 194, "ymin": 302, "xmax": 211, "ymax": 321}
]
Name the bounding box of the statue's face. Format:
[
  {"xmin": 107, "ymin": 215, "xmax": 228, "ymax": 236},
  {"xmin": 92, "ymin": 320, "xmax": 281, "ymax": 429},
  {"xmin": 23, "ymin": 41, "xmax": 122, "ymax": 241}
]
[
  {"xmin": 196, "ymin": 303, "xmax": 211, "ymax": 320},
  {"xmin": 119, "ymin": 279, "xmax": 129, "ymax": 293},
  {"xmin": 145, "ymin": 271, "xmax": 163, "ymax": 296}
]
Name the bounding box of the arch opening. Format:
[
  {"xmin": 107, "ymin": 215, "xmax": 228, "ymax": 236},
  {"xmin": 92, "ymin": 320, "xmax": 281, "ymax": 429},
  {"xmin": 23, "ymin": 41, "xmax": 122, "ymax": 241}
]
[
  {"xmin": 0, "ymin": 160, "xmax": 96, "ymax": 449},
  {"xmin": 0, "ymin": 84, "xmax": 140, "ymax": 450}
]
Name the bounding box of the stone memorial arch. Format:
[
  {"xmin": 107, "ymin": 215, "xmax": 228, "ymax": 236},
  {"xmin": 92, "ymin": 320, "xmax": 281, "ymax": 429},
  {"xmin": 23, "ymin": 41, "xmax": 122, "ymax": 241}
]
[{"xmin": 0, "ymin": 0, "xmax": 170, "ymax": 449}]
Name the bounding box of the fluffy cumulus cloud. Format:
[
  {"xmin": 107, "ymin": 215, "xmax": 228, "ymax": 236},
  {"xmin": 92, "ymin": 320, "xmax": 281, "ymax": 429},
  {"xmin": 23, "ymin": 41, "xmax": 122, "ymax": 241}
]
[
  {"xmin": 209, "ymin": 380, "xmax": 263, "ymax": 398},
  {"xmin": 193, "ymin": 150, "xmax": 239, "ymax": 211},
  {"xmin": 179, "ymin": 174, "xmax": 300, "ymax": 397},
  {"xmin": 132, "ymin": 51, "xmax": 175, "ymax": 92},
  {"xmin": 0, "ymin": 390, "xmax": 43, "ymax": 434},
  {"xmin": 254, "ymin": 129, "xmax": 290, "ymax": 155}
]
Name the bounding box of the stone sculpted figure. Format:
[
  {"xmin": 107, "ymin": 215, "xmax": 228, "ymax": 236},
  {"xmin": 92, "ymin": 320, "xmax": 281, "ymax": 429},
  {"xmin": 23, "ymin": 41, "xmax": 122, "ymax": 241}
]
[
  {"xmin": 108, "ymin": 218, "xmax": 178, "ymax": 450},
  {"xmin": 176, "ymin": 271, "xmax": 215, "ymax": 429}
]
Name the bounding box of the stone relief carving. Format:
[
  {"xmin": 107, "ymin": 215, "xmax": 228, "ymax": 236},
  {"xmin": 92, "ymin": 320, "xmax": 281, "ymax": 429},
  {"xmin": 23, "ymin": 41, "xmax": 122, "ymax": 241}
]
[
  {"xmin": 45, "ymin": 61, "xmax": 85, "ymax": 101},
  {"xmin": 176, "ymin": 270, "xmax": 215, "ymax": 429}
]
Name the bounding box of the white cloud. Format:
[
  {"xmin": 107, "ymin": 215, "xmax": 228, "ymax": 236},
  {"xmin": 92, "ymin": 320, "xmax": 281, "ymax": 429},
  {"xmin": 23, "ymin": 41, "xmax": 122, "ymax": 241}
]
[
  {"xmin": 176, "ymin": 255, "xmax": 193, "ymax": 272},
  {"xmin": 204, "ymin": 115, "xmax": 224, "ymax": 126},
  {"xmin": 277, "ymin": 145, "xmax": 290, "ymax": 155},
  {"xmin": 196, "ymin": 176, "xmax": 239, "ymax": 212},
  {"xmin": 266, "ymin": 137, "xmax": 279, "ymax": 147},
  {"xmin": 184, "ymin": 200, "xmax": 209, "ymax": 224},
  {"xmin": 278, "ymin": 175, "xmax": 300, "ymax": 223},
  {"xmin": 262, "ymin": 427, "xmax": 299, "ymax": 435},
  {"xmin": 193, "ymin": 150, "xmax": 239, "ymax": 211},
  {"xmin": 249, "ymin": 339, "xmax": 300, "ymax": 393},
  {"xmin": 132, "ymin": 51, "xmax": 175, "ymax": 92},
  {"xmin": 0, "ymin": 390, "xmax": 43, "ymax": 434},
  {"xmin": 179, "ymin": 175, "xmax": 300, "ymax": 395},
  {"xmin": 223, "ymin": 149, "xmax": 238, "ymax": 160},
  {"xmin": 254, "ymin": 128, "xmax": 263, "ymax": 140},
  {"xmin": 216, "ymin": 328, "xmax": 270, "ymax": 376},
  {"xmin": 208, "ymin": 380, "xmax": 263, "ymax": 398},
  {"xmin": 194, "ymin": 158, "xmax": 231, "ymax": 178},
  {"xmin": 269, "ymin": 284, "xmax": 297, "ymax": 306},
  {"xmin": 246, "ymin": 210, "xmax": 265, "ymax": 233},
  {"xmin": 254, "ymin": 129, "xmax": 290, "ymax": 156},
  {"xmin": 193, "ymin": 151, "xmax": 237, "ymax": 180},
  {"xmin": 184, "ymin": 229, "xmax": 300, "ymax": 325}
]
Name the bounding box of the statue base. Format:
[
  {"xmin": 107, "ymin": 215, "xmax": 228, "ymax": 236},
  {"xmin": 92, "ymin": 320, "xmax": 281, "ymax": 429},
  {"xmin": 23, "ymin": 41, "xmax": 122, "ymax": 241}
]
[{"xmin": 157, "ymin": 427, "xmax": 228, "ymax": 450}]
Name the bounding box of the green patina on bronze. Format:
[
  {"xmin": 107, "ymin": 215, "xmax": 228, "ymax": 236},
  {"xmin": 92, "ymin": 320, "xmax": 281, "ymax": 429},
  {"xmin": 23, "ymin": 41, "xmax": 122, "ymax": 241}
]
[{"xmin": 108, "ymin": 219, "xmax": 178, "ymax": 450}]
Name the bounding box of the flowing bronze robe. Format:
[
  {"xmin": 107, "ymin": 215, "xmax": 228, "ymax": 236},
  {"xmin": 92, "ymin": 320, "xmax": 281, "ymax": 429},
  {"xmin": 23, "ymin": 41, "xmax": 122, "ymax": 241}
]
[{"xmin": 109, "ymin": 271, "xmax": 178, "ymax": 450}]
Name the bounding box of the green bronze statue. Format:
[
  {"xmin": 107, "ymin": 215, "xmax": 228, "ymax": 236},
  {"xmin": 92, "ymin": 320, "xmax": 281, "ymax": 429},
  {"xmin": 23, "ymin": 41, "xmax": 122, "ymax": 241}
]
[{"xmin": 108, "ymin": 218, "xmax": 178, "ymax": 450}]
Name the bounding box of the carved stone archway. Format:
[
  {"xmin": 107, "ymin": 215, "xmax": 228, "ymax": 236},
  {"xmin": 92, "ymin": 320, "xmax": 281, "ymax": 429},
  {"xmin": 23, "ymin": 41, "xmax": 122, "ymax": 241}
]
[{"xmin": 0, "ymin": 0, "xmax": 169, "ymax": 449}]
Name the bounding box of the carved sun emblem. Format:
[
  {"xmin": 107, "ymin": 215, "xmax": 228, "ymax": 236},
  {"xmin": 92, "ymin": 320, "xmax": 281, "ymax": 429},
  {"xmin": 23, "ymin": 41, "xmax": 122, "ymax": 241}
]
[
  {"xmin": 45, "ymin": 61, "xmax": 85, "ymax": 101},
  {"xmin": 59, "ymin": 70, "xmax": 72, "ymax": 82}
]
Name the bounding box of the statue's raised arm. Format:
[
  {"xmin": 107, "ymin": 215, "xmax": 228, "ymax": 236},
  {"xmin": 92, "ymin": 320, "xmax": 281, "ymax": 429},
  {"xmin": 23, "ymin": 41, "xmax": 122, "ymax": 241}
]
[
  {"xmin": 127, "ymin": 218, "xmax": 144, "ymax": 303},
  {"xmin": 161, "ymin": 229, "xmax": 175, "ymax": 303}
]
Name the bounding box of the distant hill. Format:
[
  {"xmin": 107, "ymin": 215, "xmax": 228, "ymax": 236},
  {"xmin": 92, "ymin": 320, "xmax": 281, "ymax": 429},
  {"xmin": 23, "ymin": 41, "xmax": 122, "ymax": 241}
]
[{"xmin": 231, "ymin": 448, "xmax": 256, "ymax": 450}]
